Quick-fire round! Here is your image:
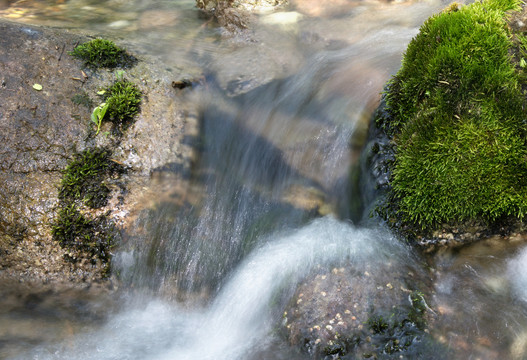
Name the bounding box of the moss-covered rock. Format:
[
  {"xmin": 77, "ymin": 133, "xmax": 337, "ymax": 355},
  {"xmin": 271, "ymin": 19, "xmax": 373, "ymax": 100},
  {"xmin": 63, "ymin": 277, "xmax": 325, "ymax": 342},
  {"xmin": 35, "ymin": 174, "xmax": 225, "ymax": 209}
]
[{"xmin": 377, "ymin": 0, "xmax": 527, "ymax": 234}]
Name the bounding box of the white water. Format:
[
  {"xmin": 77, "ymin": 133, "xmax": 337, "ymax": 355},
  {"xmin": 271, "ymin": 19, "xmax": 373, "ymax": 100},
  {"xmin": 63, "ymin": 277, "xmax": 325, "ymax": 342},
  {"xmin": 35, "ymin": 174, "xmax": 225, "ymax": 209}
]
[
  {"xmin": 508, "ymin": 246, "xmax": 527, "ymax": 303},
  {"xmin": 24, "ymin": 217, "xmax": 411, "ymax": 360}
]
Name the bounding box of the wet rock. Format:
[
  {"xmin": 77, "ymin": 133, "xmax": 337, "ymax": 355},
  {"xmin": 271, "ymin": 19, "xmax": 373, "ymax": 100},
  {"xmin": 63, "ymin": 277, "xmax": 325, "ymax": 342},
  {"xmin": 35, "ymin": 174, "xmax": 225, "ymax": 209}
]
[
  {"xmin": 138, "ymin": 10, "xmax": 179, "ymax": 30},
  {"xmin": 0, "ymin": 18, "xmax": 200, "ymax": 283},
  {"xmin": 290, "ymin": 0, "xmax": 357, "ymax": 18},
  {"xmin": 283, "ymin": 260, "xmax": 438, "ymax": 358},
  {"xmin": 196, "ymin": 0, "xmax": 288, "ymax": 33}
]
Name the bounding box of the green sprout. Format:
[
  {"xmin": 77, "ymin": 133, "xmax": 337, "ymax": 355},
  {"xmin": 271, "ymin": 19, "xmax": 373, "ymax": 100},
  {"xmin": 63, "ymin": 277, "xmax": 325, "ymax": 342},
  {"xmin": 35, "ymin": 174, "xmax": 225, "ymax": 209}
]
[{"xmin": 91, "ymin": 102, "xmax": 109, "ymax": 135}]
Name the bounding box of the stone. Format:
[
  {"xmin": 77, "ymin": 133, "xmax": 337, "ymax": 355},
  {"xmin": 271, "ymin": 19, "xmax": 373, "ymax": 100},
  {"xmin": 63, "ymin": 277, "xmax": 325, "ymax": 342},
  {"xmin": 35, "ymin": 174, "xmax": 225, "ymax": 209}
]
[{"xmin": 0, "ymin": 18, "xmax": 200, "ymax": 283}]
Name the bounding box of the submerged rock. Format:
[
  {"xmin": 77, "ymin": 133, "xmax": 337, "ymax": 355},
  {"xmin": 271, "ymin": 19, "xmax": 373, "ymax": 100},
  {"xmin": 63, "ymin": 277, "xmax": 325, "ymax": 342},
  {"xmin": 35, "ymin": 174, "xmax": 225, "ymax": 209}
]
[{"xmin": 283, "ymin": 257, "xmax": 440, "ymax": 358}]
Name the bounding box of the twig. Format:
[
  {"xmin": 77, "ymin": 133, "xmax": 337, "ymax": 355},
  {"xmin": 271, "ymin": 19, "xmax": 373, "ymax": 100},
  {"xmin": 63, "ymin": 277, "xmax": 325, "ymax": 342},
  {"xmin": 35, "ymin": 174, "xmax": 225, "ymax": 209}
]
[{"xmin": 57, "ymin": 43, "xmax": 66, "ymax": 62}]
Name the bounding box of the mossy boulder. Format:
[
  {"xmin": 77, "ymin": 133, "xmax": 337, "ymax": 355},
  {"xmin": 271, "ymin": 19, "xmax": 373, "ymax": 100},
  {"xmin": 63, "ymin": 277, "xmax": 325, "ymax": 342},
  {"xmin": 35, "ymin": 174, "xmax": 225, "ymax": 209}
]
[{"xmin": 376, "ymin": 0, "xmax": 527, "ymax": 238}]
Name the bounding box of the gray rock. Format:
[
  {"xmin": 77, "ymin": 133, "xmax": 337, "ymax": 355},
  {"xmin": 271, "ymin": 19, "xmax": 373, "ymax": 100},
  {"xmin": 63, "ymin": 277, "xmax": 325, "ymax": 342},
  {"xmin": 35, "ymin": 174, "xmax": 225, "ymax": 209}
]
[{"xmin": 0, "ymin": 18, "xmax": 199, "ymax": 283}]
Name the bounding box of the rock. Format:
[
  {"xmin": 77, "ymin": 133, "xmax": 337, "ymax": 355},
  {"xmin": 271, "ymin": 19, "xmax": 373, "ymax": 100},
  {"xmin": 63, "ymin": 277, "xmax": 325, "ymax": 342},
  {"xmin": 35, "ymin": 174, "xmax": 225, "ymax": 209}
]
[
  {"xmin": 196, "ymin": 0, "xmax": 288, "ymax": 33},
  {"xmin": 138, "ymin": 10, "xmax": 179, "ymax": 30},
  {"xmin": 0, "ymin": 18, "xmax": 200, "ymax": 283},
  {"xmin": 283, "ymin": 259, "xmax": 437, "ymax": 358},
  {"xmin": 290, "ymin": 0, "xmax": 356, "ymax": 18}
]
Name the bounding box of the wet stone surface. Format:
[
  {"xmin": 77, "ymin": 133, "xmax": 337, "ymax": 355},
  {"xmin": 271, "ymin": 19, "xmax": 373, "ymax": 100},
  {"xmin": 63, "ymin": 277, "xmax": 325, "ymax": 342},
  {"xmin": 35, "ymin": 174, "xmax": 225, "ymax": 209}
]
[
  {"xmin": 0, "ymin": 18, "xmax": 200, "ymax": 283},
  {"xmin": 283, "ymin": 260, "xmax": 437, "ymax": 359}
]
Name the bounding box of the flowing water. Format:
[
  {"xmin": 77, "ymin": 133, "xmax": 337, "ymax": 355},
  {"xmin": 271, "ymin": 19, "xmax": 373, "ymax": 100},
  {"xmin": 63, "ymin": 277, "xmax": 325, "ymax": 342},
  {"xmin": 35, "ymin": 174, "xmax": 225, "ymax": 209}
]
[{"xmin": 3, "ymin": 0, "xmax": 527, "ymax": 359}]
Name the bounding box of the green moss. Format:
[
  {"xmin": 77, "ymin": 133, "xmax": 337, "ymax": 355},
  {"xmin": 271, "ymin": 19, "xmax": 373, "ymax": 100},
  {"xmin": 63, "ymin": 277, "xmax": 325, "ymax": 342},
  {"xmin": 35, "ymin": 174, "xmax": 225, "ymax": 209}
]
[
  {"xmin": 104, "ymin": 80, "xmax": 142, "ymax": 130},
  {"xmin": 53, "ymin": 147, "xmax": 124, "ymax": 267},
  {"xmin": 379, "ymin": 0, "xmax": 527, "ymax": 229},
  {"xmin": 59, "ymin": 148, "xmax": 123, "ymax": 209},
  {"xmin": 51, "ymin": 203, "xmax": 116, "ymax": 264},
  {"xmin": 69, "ymin": 38, "xmax": 137, "ymax": 68}
]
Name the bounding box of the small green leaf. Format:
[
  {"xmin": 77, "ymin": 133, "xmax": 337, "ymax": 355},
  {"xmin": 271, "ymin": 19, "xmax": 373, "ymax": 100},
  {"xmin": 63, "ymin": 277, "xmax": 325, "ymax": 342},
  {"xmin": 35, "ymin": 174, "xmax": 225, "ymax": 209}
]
[
  {"xmin": 33, "ymin": 83, "xmax": 43, "ymax": 91},
  {"xmin": 97, "ymin": 90, "xmax": 106, "ymax": 95},
  {"xmin": 91, "ymin": 102, "xmax": 109, "ymax": 135}
]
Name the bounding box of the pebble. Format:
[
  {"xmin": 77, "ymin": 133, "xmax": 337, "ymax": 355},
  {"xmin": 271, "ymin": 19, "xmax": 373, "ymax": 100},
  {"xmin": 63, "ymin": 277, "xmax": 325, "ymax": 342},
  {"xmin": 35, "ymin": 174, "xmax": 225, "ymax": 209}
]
[
  {"xmin": 326, "ymin": 325, "xmax": 333, "ymax": 330},
  {"xmin": 108, "ymin": 20, "xmax": 130, "ymax": 29},
  {"xmin": 320, "ymin": 291, "xmax": 327, "ymax": 297}
]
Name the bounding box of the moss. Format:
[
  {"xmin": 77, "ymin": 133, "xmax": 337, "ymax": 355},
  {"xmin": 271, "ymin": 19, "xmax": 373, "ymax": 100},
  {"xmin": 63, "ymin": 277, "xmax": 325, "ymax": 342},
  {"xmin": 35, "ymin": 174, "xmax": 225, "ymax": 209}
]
[
  {"xmin": 69, "ymin": 38, "xmax": 137, "ymax": 68},
  {"xmin": 59, "ymin": 148, "xmax": 122, "ymax": 209},
  {"xmin": 378, "ymin": 0, "xmax": 527, "ymax": 230},
  {"xmin": 51, "ymin": 204, "xmax": 117, "ymax": 264},
  {"xmin": 104, "ymin": 79, "xmax": 142, "ymax": 130},
  {"xmin": 53, "ymin": 147, "xmax": 124, "ymax": 268}
]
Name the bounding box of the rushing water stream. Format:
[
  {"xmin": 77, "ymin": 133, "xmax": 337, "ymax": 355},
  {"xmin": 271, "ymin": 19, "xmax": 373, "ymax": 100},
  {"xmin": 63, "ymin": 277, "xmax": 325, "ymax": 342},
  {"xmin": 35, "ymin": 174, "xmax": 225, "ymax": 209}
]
[{"xmin": 4, "ymin": 0, "xmax": 527, "ymax": 359}]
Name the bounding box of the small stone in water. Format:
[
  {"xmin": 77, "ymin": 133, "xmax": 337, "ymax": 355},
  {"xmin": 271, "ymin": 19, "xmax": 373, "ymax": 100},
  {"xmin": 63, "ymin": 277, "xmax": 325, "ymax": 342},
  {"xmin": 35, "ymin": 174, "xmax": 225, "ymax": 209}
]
[{"xmin": 108, "ymin": 20, "xmax": 131, "ymax": 29}]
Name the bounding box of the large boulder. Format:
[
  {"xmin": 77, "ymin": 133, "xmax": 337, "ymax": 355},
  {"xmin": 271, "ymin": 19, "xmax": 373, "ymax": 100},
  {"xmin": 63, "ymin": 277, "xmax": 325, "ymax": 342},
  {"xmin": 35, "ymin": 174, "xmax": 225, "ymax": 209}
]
[
  {"xmin": 371, "ymin": 0, "xmax": 527, "ymax": 249},
  {"xmin": 0, "ymin": 18, "xmax": 199, "ymax": 283}
]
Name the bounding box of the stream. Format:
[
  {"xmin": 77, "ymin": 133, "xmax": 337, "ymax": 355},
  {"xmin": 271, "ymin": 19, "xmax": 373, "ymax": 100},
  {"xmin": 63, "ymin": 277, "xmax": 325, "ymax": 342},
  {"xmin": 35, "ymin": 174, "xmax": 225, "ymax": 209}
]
[{"xmin": 3, "ymin": 0, "xmax": 527, "ymax": 359}]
